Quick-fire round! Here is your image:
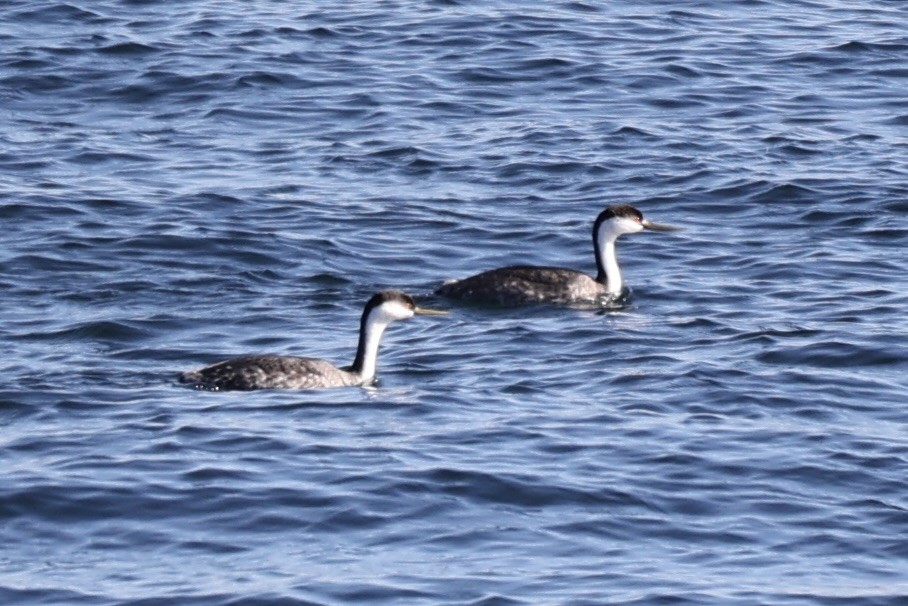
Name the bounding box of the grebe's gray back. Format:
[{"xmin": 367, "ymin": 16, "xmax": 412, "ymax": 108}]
[
  {"xmin": 180, "ymin": 290, "xmax": 447, "ymax": 391},
  {"xmin": 436, "ymin": 205, "xmax": 679, "ymax": 306}
]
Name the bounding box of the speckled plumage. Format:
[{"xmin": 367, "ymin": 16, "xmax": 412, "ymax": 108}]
[
  {"xmin": 436, "ymin": 266, "xmax": 607, "ymax": 305},
  {"xmin": 180, "ymin": 355, "xmax": 362, "ymax": 391}
]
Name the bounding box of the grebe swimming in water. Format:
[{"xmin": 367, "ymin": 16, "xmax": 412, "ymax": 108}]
[
  {"xmin": 436, "ymin": 205, "xmax": 679, "ymax": 306},
  {"xmin": 180, "ymin": 290, "xmax": 447, "ymax": 391}
]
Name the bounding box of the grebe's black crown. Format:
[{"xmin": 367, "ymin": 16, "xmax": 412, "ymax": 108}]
[
  {"xmin": 364, "ymin": 290, "xmax": 416, "ymax": 314},
  {"xmin": 596, "ymin": 204, "xmax": 643, "ymax": 225},
  {"xmin": 593, "ymin": 205, "xmax": 644, "ymax": 240}
]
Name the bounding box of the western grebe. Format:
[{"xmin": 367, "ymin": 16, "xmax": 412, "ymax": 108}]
[
  {"xmin": 436, "ymin": 204, "xmax": 679, "ymax": 306},
  {"xmin": 179, "ymin": 290, "xmax": 447, "ymax": 391}
]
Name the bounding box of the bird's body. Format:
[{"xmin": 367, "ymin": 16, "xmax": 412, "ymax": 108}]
[
  {"xmin": 179, "ymin": 291, "xmax": 446, "ymax": 391},
  {"xmin": 179, "ymin": 355, "xmax": 362, "ymax": 391},
  {"xmin": 437, "ymin": 266, "xmax": 606, "ymax": 306},
  {"xmin": 436, "ymin": 204, "xmax": 678, "ymax": 306}
]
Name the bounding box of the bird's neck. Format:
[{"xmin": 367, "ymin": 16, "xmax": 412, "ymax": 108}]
[
  {"xmin": 350, "ymin": 315, "xmax": 390, "ymax": 382},
  {"xmin": 594, "ymin": 233, "xmax": 623, "ymax": 294}
]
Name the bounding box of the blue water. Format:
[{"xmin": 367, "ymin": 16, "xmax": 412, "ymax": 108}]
[{"xmin": 2, "ymin": 1, "xmax": 907, "ymax": 604}]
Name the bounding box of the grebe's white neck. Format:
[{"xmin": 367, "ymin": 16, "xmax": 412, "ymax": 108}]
[
  {"xmin": 598, "ymin": 237, "xmax": 622, "ymax": 295},
  {"xmin": 594, "ymin": 217, "xmax": 642, "ymax": 294},
  {"xmin": 350, "ymin": 299, "xmax": 415, "ymax": 382},
  {"xmin": 354, "ymin": 319, "xmax": 388, "ymax": 382}
]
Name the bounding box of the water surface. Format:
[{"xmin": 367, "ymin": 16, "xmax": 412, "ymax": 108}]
[{"xmin": 1, "ymin": 1, "xmax": 907, "ymax": 604}]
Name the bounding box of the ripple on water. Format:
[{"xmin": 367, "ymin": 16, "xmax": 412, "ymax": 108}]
[{"xmin": 1, "ymin": 1, "xmax": 908, "ymax": 604}]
